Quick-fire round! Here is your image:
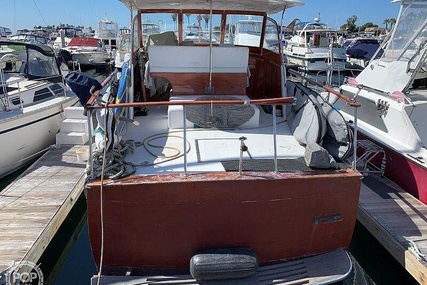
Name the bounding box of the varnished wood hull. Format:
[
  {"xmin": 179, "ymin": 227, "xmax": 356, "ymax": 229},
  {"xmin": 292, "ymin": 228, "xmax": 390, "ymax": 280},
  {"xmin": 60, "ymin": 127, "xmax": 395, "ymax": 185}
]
[{"xmin": 86, "ymin": 170, "xmax": 361, "ymax": 271}]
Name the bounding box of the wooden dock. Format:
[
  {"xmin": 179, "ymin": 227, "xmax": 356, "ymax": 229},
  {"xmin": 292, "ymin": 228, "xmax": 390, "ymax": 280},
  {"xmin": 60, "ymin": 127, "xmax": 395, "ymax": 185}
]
[
  {"xmin": 358, "ymin": 173, "xmax": 427, "ymax": 284},
  {"xmin": 0, "ymin": 145, "xmax": 86, "ymax": 273}
]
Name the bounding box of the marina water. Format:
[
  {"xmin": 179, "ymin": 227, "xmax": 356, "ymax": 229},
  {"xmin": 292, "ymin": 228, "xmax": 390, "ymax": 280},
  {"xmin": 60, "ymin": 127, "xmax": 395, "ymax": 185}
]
[{"xmin": 0, "ymin": 69, "xmax": 419, "ymax": 285}]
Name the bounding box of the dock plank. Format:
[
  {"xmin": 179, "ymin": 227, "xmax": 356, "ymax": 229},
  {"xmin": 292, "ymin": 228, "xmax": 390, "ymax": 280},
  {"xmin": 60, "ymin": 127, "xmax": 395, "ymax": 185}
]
[
  {"xmin": 358, "ymin": 174, "xmax": 427, "ymax": 284},
  {"xmin": 0, "ymin": 145, "xmax": 86, "ymax": 273}
]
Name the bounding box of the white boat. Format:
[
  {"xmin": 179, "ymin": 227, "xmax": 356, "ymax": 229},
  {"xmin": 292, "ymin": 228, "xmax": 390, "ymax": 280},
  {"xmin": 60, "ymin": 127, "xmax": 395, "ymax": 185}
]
[
  {"xmin": 115, "ymin": 21, "xmax": 162, "ymax": 69},
  {"xmin": 82, "ymin": 0, "xmax": 363, "ymax": 284},
  {"xmin": 0, "ymin": 40, "xmax": 78, "ymax": 179},
  {"xmin": 9, "ymin": 33, "xmax": 51, "ymax": 46},
  {"xmin": 184, "ymin": 22, "xmax": 217, "ymax": 44},
  {"xmin": 344, "ymin": 37, "xmax": 381, "ymax": 69},
  {"xmin": 0, "ymin": 27, "xmax": 12, "ymax": 39},
  {"xmin": 142, "ymin": 20, "xmax": 162, "ymax": 44},
  {"xmin": 95, "ymin": 18, "xmax": 119, "ymax": 61},
  {"xmin": 114, "ymin": 27, "xmax": 132, "ymax": 69},
  {"xmin": 295, "ymin": 0, "xmax": 427, "ymax": 205},
  {"xmin": 52, "ymin": 26, "xmax": 84, "ymax": 50},
  {"xmin": 233, "ymin": 18, "xmax": 266, "ymax": 47},
  {"xmin": 283, "ymin": 17, "xmax": 347, "ymax": 71},
  {"xmin": 60, "ymin": 37, "xmax": 111, "ymax": 68}
]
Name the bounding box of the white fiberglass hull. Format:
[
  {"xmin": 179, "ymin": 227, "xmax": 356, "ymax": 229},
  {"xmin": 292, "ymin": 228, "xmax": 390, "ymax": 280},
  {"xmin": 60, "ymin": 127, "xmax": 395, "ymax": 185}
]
[
  {"xmin": 284, "ymin": 46, "xmax": 347, "ymax": 71},
  {"xmin": 71, "ymin": 51, "xmax": 110, "ymax": 66},
  {"xmin": 285, "ymin": 53, "xmax": 347, "ymax": 71},
  {"xmin": 0, "ymin": 96, "xmax": 78, "ymax": 179}
]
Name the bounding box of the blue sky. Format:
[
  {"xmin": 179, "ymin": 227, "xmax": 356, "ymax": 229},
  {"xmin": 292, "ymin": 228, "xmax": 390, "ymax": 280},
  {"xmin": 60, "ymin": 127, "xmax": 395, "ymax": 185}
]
[{"xmin": 1, "ymin": 0, "xmax": 400, "ymax": 33}]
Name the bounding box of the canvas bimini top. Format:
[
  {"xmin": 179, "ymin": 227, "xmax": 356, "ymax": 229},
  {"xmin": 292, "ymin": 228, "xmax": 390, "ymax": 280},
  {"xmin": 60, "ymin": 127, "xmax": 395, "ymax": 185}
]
[{"xmin": 119, "ymin": 0, "xmax": 304, "ymax": 14}]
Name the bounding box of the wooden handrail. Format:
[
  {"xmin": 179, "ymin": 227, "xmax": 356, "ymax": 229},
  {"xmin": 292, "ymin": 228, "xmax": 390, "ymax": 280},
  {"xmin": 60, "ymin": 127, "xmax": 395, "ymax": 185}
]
[
  {"xmin": 85, "ymin": 97, "xmax": 295, "ymax": 110},
  {"xmin": 288, "ymin": 69, "xmax": 361, "ymax": 108}
]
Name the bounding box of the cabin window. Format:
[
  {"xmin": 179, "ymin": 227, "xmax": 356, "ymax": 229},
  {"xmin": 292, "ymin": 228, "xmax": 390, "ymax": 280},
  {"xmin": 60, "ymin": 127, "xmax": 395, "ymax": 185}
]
[
  {"xmin": 382, "ymin": 1, "xmax": 427, "ymax": 62},
  {"xmin": 27, "ymin": 48, "xmax": 60, "ymax": 78},
  {"xmin": 264, "ymin": 18, "xmax": 280, "ymax": 52},
  {"xmin": 49, "ymin": 83, "xmax": 66, "ymax": 97},
  {"xmin": 34, "ymin": 87, "xmax": 54, "ymax": 102}
]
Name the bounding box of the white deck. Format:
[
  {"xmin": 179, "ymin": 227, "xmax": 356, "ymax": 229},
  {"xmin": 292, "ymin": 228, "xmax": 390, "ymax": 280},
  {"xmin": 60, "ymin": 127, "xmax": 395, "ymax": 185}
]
[{"xmin": 112, "ymin": 105, "xmax": 306, "ymax": 175}]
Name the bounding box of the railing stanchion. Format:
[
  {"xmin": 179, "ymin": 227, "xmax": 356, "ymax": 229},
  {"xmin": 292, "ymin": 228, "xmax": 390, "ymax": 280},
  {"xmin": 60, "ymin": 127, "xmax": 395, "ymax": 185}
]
[
  {"xmin": 183, "ymin": 105, "xmax": 188, "ymax": 176},
  {"xmin": 87, "ymin": 109, "xmax": 94, "ymax": 178},
  {"xmin": 352, "ymin": 107, "xmax": 358, "ymax": 170},
  {"xmin": 273, "ymin": 105, "xmax": 278, "ymax": 173}
]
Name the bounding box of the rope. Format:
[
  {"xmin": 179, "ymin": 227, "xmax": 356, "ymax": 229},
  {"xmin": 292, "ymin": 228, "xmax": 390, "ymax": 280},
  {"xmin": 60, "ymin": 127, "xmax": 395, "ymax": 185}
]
[
  {"xmin": 408, "ymin": 239, "xmax": 426, "ymax": 261},
  {"xmin": 141, "ymin": 133, "xmax": 191, "ymax": 166},
  {"xmin": 96, "ymin": 103, "xmax": 108, "ymax": 285},
  {"xmin": 88, "ymin": 140, "xmax": 137, "ymax": 179}
]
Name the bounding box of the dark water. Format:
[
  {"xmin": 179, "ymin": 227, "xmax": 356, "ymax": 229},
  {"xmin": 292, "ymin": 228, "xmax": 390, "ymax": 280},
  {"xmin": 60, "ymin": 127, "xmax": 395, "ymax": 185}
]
[{"xmin": 0, "ymin": 69, "xmax": 419, "ymax": 285}]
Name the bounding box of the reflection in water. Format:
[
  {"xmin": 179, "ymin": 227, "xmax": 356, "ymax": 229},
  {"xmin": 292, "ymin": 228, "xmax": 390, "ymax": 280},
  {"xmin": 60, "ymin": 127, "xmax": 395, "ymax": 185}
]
[{"xmin": 37, "ymin": 194, "xmax": 97, "ymax": 285}]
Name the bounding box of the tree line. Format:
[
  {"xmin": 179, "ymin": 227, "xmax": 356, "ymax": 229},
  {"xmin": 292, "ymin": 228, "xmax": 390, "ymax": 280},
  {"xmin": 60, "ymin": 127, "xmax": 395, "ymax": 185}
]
[{"xmin": 340, "ymin": 15, "xmax": 396, "ymax": 34}]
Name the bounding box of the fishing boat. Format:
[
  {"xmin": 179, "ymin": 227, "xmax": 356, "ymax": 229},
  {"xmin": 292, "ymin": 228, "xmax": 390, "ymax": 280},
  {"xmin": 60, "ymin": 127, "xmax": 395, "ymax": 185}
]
[
  {"xmin": 304, "ymin": 0, "xmax": 427, "ymax": 205},
  {"xmin": 83, "ymin": 1, "xmax": 362, "ymax": 284},
  {"xmin": 0, "ymin": 40, "xmax": 78, "ymax": 179},
  {"xmin": 283, "ymin": 17, "xmax": 347, "ymax": 72}
]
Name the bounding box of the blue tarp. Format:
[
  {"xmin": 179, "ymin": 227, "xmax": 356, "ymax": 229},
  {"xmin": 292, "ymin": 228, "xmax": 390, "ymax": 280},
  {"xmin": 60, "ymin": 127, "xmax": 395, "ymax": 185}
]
[
  {"xmin": 346, "ymin": 39, "xmax": 380, "ymax": 60},
  {"xmin": 65, "ymin": 72, "xmax": 102, "ymax": 105}
]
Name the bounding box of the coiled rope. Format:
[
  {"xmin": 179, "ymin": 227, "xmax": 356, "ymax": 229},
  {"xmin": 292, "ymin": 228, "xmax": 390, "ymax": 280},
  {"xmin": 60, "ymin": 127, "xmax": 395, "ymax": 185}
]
[{"xmin": 88, "ymin": 139, "xmax": 139, "ymax": 179}]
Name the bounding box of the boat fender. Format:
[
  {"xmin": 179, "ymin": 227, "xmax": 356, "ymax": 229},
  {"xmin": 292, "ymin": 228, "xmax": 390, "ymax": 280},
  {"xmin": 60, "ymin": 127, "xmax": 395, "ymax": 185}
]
[
  {"xmin": 286, "ymin": 81, "xmax": 327, "ymax": 146},
  {"xmin": 94, "ymin": 106, "xmax": 116, "ymax": 151},
  {"xmin": 190, "ymin": 248, "xmax": 258, "ymax": 281},
  {"xmin": 304, "ymin": 143, "xmax": 337, "ymax": 169}
]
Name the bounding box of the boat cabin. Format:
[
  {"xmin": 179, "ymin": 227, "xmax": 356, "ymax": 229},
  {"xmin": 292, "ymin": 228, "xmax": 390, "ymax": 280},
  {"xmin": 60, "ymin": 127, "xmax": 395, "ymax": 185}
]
[{"xmin": 125, "ymin": 4, "xmax": 293, "ymax": 123}]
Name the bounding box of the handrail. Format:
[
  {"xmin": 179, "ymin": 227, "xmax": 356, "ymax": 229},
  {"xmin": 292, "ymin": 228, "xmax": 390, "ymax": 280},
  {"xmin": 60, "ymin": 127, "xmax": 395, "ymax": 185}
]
[
  {"xmin": 288, "ymin": 69, "xmax": 361, "ymax": 108},
  {"xmin": 85, "ymin": 97, "xmax": 295, "ymax": 110},
  {"xmin": 86, "ymin": 95, "xmax": 293, "ymax": 178}
]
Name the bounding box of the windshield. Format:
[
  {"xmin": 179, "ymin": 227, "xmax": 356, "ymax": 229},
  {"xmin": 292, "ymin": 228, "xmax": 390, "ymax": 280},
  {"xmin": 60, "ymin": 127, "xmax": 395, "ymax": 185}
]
[
  {"xmin": 382, "ymin": 1, "xmax": 427, "ymax": 62},
  {"xmin": 0, "ymin": 43, "xmax": 60, "ymax": 78},
  {"xmin": 134, "ymin": 12, "xmax": 279, "ymax": 50}
]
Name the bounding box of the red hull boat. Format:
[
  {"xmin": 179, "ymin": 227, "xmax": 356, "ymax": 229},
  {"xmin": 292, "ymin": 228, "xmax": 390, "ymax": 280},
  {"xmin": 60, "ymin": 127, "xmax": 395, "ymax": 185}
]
[
  {"xmin": 81, "ymin": 0, "xmax": 363, "ymax": 283},
  {"xmin": 87, "ymin": 171, "xmax": 361, "ymax": 270}
]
